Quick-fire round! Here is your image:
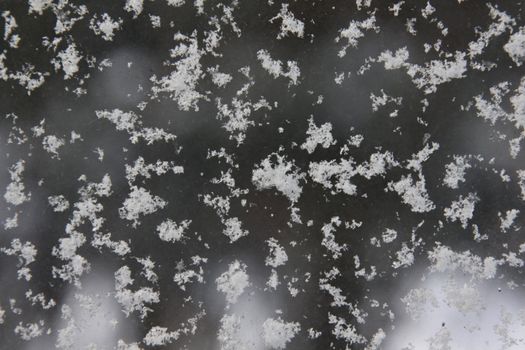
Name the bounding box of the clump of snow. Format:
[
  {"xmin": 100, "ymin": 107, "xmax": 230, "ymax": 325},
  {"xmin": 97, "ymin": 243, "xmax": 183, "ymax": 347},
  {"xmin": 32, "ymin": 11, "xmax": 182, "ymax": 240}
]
[
  {"xmin": 377, "ymin": 47, "xmax": 409, "ymax": 70},
  {"xmin": 157, "ymin": 219, "xmax": 191, "ymax": 242},
  {"xmin": 1, "ymin": 239, "xmax": 37, "ymax": 281},
  {"xmin": 406, "ymin": 142, "xmax": 440, "ymax": 172},
  {"xmin": 89, "ymin": 13, "xmax": 123, "ymax": 41},
  {"xmin": 443, "ymin": 155, "xmax": 471, "ymax": 189},
  {"xmin": 499, "ymin": 209, "xmax": 520, "ymax": 232},
  {"xmin": 252, "ymin": 152, "xmax": 305, "ymax": 203},
  {"xmin": 387, "ymin": 172, "xmax": 435, "ymax": 213},
  {"xmin": 262, "ymin": 317, "xmax": 301, "ymax": 350},
  {"xmin": 504, "ymin": 27, "xmax": 525, "ymax": 66},
  {"xmin": 222, "ymin": 217, "xmax": 248, "ymax": 243},
  {"xmin": 124, "ymin": 0, "xmax": 144, "ymax": 18},
  {"xmin": 270, "ymin": 4, "xmax": 304, "ymax": 39},
  {"xmin": 28, "ymin": 0, "xmax": 53, "ymax": 15},
  {"xmin": 14, "ymin": 321, "xmax": 44, "ymax": 340},
  {"xmin": 119, "ymin": 186, "xmax": 167, "ymax": 227},
  {"xmin": 48, "ymin": 195, "xmax": 70, "ymax": 212},
  {"xmin": 321, "ymin": 217, "xmax": 348, "ymax": 259},
  {"xmin": 4, "ymin": 160, "xmax": 31, "ymax": 206},
  {"xmin": 217, "ymin": 314, "xmax": 245, "ymax": 350},
  {"xmin": 125, "ymin": 157, "xmax": 182, "ymax": 185},
  {"xmin": 443, "ymin": 192, "xmax": 478, "ymax": 228},
  {"xmin": 257, "ymin": 49, "xmax": 301, "ymax": 85},
  {"xmin": 517, "ymin": 169, "xmax": 525, "ymax": 200},
  {"xmin": 143, "ymin": 326, "xmax": 178, "ymax": 346},
  {"xmin": 91, "ymin": 232, "xmax": 131, "ymax": 256},
  {"xmin": 114, "ymin": 266, "xmax": 159, "ymax": 319},
  {"xmin": 216, "ymin": 260, "xmax": 250, "ymax": 305},
  {"xmin": 382, "ymin": 228, "xmax": 398, "ymax": 243},
  {"xmin": 406, "ymin": 52, "xmax": 467, "ymax": 94},
  {"xmin": 54, "ymin": 43, "xmax": 81, "ymax": 79},
  {"xmin": 301, "ymin": 116, "xmax": 336, "ymax": 154},
  {"xmin": 428, "ymin": 244, "xmax": 499, "ymax": 279},
  {"xmin": 336, "ymin": 15, "xmax": 378, "ymax": 57},
  {"xmin": 266, "ymin": 238, "xmax": 288, "ymax": 267},
  {"xmin": 42, "ymin": 135, "xmax": 65, "ymax": 158},
  {"xmin": 150, "ymin": 32, "xmax": 204, "ymax": 111},
  {"xmin": 328, "ymin": 313, "xmax": 366, "ymax": 345}
]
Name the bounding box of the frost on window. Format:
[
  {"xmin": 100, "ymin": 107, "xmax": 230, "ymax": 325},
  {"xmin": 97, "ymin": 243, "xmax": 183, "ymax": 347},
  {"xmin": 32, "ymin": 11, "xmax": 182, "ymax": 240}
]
[{"xmin": 1, "ymin": 1, "xmax": 525, "ymax": 349}]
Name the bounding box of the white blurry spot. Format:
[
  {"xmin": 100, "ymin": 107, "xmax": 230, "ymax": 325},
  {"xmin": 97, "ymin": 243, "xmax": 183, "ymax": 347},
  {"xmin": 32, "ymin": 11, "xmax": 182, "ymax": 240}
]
[{"xmin": 53, "ymin": 273, "xmax": 133, "ymax": 350}]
